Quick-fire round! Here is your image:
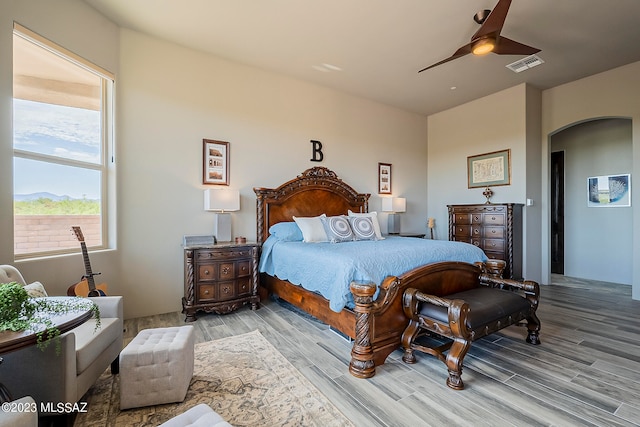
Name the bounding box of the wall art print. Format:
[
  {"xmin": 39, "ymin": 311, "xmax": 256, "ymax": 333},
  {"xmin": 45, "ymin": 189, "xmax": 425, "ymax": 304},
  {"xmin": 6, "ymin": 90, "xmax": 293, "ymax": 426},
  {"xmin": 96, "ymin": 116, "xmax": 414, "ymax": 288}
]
[
  {"xmin": 587, "ymin": 174, "xmax": 631, "ymax": 207},
  {"xmin": 203, "ymin": 139, "xmax": 229, "ymax": 185},
  {"xmin": 467, "ymin": 149, "xmax": 511, "ymax": 188},
  {"xmin": 378, "ymin": 163, "xmax": 392, "ymax": 194}
]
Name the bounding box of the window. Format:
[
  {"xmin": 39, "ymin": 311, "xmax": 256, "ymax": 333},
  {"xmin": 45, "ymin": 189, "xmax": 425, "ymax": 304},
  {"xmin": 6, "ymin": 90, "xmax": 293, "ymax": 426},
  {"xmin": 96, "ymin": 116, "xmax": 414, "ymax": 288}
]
[{"xmin": 12, "ymin": 24, "xmax": 114, "ymax": 258}]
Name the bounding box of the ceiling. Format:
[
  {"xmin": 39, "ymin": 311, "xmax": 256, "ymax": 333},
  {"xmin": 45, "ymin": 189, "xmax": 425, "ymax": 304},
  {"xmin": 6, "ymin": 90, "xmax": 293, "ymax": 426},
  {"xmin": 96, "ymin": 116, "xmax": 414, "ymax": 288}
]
[{"xmin": 83, "ymin": 0, "xmax": 640, "ymax": 116}]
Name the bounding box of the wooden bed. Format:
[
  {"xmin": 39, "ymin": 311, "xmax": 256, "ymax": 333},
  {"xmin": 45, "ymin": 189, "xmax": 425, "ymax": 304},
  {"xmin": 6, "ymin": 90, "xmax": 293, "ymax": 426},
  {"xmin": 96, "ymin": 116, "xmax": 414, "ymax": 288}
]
[{"xmin": 254, "ymin": 166, "xmax": 504, "ymax": 378}]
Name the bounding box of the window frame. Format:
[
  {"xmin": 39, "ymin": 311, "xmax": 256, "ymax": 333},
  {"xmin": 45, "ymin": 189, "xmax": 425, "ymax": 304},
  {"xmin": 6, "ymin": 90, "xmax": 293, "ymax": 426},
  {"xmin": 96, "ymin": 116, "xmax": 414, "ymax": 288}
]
[{"xmin": 12, "ymin": 23, "xmax": 115, "ymax": 260}]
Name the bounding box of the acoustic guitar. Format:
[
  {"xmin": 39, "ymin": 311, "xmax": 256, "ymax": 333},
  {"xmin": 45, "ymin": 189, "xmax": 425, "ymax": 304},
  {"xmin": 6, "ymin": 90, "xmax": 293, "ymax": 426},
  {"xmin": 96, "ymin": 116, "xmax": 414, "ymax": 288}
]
[{"xmin": 67, "ymin": 226, "xmax": 108, "ymax": 297}]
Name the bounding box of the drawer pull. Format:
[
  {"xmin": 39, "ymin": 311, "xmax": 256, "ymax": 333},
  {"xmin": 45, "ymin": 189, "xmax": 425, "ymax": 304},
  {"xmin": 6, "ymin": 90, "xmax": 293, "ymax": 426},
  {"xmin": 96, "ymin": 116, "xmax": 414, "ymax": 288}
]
[
  {"xmin": 204, "ymin": 290, "xmax": 209, "ymax": 295},
  {"xmin": 204, "ymin": 270, "xmax": 210, "ymax": 275},
  {"xmin": 491, "ymin": 230, "xmax": 496, "ymax": 234},
  {"xmin": 459, "ymin": 228, "xmax": 463, "ymax": 232},
  {"xmin": 222, "ymin": 266, "xmax": 230, "ymax": 274}
]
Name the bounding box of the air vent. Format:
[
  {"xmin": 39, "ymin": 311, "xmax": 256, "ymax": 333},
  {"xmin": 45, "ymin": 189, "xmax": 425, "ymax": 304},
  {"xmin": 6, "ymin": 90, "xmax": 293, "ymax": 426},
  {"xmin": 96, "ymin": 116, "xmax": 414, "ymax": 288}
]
[{"xmin": 506, "ymin": 54, "xmax": 544, "ymax": 73}]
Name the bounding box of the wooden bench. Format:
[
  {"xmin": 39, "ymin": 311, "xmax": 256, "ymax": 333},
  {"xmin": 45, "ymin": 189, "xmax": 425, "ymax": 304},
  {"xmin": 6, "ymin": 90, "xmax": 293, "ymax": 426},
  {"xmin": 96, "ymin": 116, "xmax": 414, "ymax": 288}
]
[{"xmin": 400, "ymin": 261, "xmax": 541, "ymax": 390}]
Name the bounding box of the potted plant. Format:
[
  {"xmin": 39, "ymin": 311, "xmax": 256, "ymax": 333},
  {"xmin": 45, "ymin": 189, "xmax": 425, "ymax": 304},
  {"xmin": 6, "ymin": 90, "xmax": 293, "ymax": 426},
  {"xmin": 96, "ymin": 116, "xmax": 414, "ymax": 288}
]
[{"xmin": 0, "ymin": 282, "xmax": 100, "ymax": 353}]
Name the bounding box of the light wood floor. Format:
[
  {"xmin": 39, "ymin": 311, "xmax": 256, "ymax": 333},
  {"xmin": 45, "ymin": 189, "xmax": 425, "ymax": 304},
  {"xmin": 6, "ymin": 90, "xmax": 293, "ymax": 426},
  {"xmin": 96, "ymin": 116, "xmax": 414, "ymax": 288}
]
[{"xmin": 123, "ymin": 275, "xmax": 640, "ymax": 427}]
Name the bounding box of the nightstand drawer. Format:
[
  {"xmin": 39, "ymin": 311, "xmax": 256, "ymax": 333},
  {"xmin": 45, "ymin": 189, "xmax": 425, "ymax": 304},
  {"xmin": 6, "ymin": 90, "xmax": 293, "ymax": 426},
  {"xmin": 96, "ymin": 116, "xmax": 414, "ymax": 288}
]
[
  {"xmin": 237, "ymin": 260, "xmax": 251, "ymax": 277},
  {"xmin": 219, "ymin": 262, "xmax": 235, "ymax": 280},
  {"xmin": 196, "ymin": 248, "xmax": 253, "ymax": 260},
  {"xmin": 198, "ymin": 264, "xmax": 218, "ymax": 281},
  {"xmin": 237, "ymin": 277, "xmax": 252, "ymax": 296},
  {"xmin": 198, "ymin": 284, "xmax": 216, "ymax": 301},
  {"xmin": 216, "ymin": 281, "xmax": 237, "ymax": 301}
]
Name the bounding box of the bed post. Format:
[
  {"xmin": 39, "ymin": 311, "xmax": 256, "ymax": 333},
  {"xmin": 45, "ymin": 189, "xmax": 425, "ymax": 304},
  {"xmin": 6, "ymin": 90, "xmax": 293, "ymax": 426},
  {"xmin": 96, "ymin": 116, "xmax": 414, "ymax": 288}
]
[{"xmin": 349, "ymin": 280, "xmax": 377, "ymax": 378}]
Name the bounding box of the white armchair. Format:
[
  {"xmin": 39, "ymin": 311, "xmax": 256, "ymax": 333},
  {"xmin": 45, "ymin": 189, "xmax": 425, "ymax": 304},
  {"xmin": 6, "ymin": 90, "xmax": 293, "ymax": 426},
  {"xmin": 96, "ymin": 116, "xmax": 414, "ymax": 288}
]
[
  {"xmin": 0, "ymin": 265, "xmax": 123, "ymax": 416},
  {"xmin": 0, "ymin": 396, "xmax": 38, "ymax": 427}
]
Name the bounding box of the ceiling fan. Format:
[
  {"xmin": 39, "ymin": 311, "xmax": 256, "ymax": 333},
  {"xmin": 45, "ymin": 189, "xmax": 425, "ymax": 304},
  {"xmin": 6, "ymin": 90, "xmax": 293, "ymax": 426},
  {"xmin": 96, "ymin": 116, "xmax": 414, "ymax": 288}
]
[{"xmin": 418, "ymin": 0, "xmax": 540, "ymax": 73}]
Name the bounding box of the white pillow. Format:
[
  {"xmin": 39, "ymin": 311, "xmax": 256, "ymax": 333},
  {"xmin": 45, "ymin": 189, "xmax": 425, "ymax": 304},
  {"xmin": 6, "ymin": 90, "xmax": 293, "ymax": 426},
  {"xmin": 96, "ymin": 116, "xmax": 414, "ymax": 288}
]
[
  {"xmin": 293, "ymin": 214, "xmax": 328, "ymax": 242},
  {"xmin": 23, "ymin": 281, "xmax": 48, "ymax": 298},
  {"xmin": 347, "ymin": 210, "xmax": 384, "ymax": 240}
]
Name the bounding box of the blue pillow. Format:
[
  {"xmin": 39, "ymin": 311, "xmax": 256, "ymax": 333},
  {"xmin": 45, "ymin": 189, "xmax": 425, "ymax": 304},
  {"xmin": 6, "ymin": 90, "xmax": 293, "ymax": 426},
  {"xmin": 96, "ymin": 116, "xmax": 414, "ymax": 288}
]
[{"xmin": 269, "ymin": 222, "xmax": 303, "ymax": 242}]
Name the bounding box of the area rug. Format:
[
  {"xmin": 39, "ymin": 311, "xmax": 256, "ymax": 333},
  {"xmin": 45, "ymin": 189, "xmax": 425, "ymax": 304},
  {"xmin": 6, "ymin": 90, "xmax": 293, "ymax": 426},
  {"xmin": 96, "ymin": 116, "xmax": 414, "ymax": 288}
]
[{"xmin": 74, "ymin": 330, "xmax": 353, "ymax": 427}]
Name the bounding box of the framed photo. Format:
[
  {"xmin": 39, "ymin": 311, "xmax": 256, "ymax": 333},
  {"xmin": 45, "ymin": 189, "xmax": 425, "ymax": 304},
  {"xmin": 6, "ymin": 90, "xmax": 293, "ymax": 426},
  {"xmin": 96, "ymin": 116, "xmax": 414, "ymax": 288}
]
[
  {"xmin": 378, "ymin": 163, "xmax": 392, "ymax": 194},
  {"xmin": 587, "ymin": 174, "xmax": 631, "ymax": 207},
  {"xmin": 203, "ymin": 139, "xmax": 229, "ymax": 185},
  {"xmin": 467, "ymin": 149, "xmax": 511, "ymax": 188}
]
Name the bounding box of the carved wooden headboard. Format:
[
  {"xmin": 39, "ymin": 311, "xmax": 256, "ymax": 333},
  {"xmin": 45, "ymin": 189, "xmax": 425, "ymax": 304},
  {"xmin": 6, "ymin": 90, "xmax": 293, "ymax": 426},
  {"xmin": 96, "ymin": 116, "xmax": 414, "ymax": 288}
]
[{"xmin": 253, "ymin": 167, "xmax": 370, "ymax": 245}]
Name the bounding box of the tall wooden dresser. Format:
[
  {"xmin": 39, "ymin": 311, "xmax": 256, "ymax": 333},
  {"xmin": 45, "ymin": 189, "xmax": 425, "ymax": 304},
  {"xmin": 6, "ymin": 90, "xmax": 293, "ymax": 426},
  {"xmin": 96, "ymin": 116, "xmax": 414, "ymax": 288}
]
[{"xmin": 448, "ymin": 203, "xmax": 523, "ymax": 279}]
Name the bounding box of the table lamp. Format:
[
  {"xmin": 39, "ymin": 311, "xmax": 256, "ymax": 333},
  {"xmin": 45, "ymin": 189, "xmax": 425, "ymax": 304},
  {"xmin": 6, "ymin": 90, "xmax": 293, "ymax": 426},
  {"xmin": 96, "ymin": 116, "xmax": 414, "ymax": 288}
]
[
  {"xmin": 381, "ymin": 197, "xmax": 406, "ymax": 234},
  {"xmin": 204, "ymin": 189, "xmax": 240, "ymax": 242}
]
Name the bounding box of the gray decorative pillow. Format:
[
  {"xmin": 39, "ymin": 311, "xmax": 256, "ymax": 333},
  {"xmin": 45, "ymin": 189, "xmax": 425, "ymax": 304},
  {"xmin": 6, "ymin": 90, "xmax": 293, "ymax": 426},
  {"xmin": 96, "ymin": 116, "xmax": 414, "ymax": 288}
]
[
  {"xmin": 349, "ymin": 216, "xmax": 377, "ymax": 241},
  {"xmin": 321, "ymin": 215, "xmax": 354, "ymax": 243}
]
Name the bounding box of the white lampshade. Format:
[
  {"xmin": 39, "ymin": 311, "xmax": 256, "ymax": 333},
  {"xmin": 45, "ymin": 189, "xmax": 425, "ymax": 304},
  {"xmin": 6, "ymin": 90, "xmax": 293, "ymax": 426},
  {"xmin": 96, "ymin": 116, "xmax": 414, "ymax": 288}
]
[
  {"xmin": 204, "ymin": 189, "xmax": 240, "ymax": 212},
  {"xmin": 381, "ymin": 197, "xmax": 406, "ymax": 213}
]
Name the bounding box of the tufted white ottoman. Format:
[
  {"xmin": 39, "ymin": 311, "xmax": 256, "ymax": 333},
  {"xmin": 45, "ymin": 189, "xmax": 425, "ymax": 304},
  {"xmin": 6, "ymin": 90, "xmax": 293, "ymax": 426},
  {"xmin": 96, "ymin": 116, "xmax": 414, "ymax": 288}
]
[{"xmin": 119, "ymin": 325, "xmax": 195, "ymax": 410}]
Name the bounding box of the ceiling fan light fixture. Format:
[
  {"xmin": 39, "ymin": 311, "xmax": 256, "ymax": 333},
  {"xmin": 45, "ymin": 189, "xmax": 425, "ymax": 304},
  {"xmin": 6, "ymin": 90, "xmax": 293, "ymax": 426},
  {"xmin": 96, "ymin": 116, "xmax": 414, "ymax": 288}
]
[{"xmin": 472, "ymin": 37, "xmax": 496, "ymax": 55}]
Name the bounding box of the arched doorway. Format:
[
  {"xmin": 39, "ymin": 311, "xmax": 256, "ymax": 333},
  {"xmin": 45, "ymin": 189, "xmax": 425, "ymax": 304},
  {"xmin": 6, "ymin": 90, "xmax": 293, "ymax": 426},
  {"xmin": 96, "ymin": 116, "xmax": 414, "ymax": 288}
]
[{"xmin": 549, "ymin": 118, "xmax": 632, "ymax": 284}]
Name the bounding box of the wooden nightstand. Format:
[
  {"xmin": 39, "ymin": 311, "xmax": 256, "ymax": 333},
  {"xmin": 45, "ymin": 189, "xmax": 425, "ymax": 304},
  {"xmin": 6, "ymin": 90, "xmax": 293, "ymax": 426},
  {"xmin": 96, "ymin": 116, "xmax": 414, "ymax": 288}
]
[{"xmin": 182, "ymin": 242, "xmax": 260, "ymax": 322}]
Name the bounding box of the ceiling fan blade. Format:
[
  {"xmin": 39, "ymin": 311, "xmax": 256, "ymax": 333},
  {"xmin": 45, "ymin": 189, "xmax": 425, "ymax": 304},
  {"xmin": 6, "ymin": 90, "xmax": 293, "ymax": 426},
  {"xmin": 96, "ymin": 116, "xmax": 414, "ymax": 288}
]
[
  {"xmin": 472, "ymin": 0, "xmax": 512, "ymax": 40},
  {"xmin": 493, "ymin": 36, "xmax": 541, "ymax": 55},
  {"xmin": 418, "ymin": 44, "xmax": 472, "ymax": 73}
]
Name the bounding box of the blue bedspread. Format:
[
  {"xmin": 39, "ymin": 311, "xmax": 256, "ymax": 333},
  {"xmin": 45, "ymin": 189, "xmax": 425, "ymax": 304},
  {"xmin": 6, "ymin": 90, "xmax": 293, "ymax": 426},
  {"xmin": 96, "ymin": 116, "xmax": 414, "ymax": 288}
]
[{"xmin": 259, "ymin": 236, "xmax": 487, "ymax": 312}]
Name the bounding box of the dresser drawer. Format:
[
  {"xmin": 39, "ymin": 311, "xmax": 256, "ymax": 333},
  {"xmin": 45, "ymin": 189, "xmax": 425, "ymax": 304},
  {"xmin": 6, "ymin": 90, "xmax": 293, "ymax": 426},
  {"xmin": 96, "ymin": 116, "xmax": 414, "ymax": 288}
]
[
  {"xmin": 453, "ymin": 225, "xmax": 471, "ymax": 237},
  {"xmin": 198, "ymin": 281, "xmax": 238, "ymax": 302},
  {"xmin": 483, "ymin": 239, "xmax": 505, "ymax": 252},
  {"xmin": 453, "ymin": 213, "xmax": 471, "ymax": 224},
  {"xmin": 483, "ymin": 214, "xmax": 505, "ymax": 226},
  {"xmin": 484, "ymin": 251, "xmax": 505, "ymax": 262},
  {"xmin": 452, "ymin": 236, "xmax": 472, "ymax": 244},
  {"xmin": 483, "ymin": 227, "xmax": 504, "ymax": 239}
]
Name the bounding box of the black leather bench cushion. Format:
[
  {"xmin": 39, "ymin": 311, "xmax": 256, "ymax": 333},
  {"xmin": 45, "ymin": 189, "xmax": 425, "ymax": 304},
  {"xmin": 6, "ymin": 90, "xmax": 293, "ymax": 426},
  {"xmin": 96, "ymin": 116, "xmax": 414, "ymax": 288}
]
[{"xmin": 418, "ymin": 287, "xmax": 531, "ymax": 330}]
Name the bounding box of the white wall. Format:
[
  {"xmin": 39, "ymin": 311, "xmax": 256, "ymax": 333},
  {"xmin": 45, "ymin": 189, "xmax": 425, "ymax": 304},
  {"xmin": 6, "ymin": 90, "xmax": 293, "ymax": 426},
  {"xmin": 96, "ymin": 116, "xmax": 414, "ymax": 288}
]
[
  {"xmin": 426, "ymin": 83, "xmax": 543, "ymax": 282},
  {"xmin": 542, "ymin": 61, "xmax": 640, "ymax": 299},
  {"xmin": 115, "ymin": 30, "xmax": 427, "ymax": 318}
]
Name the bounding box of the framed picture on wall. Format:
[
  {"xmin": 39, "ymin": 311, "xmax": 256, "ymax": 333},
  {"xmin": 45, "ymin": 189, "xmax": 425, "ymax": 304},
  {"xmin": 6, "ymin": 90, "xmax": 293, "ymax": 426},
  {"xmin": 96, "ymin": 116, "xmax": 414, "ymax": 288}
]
[
  {"xmin": 587, "ymin": 174, "xmax": 631, "ymax": 207},
  {"xmin": 203, "ymin": 139, "xmax": 229, "ymax": 185},
  {"xmin": 467, "ymin": 149, "xmax": 511, "ymax": 188},
  {"xmin": 378, "ymin": 163, "xmax": 392, "ymax": 194}
]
